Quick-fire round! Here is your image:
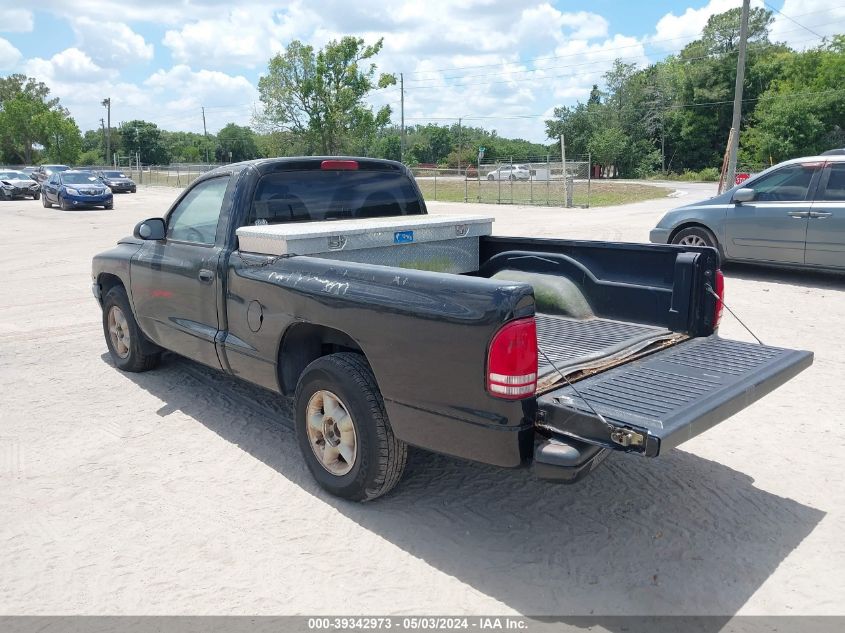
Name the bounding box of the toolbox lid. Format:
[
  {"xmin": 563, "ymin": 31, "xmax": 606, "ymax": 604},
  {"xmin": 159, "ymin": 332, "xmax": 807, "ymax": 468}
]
[{"xmin": 236, "ymin": 214, "xmax": 494, "ymax": 256}]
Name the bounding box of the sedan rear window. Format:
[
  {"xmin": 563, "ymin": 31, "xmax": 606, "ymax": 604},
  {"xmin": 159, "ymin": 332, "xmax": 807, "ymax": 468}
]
[{"xmin": 247, "ymin": 170, "xmax": 424, "ymax": 225}]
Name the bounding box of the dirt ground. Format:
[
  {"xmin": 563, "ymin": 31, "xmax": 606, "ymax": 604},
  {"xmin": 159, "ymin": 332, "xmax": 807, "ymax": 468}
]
[{"xmin": 1, "ymin": 183, "xmax": 843, "ymax": 615}]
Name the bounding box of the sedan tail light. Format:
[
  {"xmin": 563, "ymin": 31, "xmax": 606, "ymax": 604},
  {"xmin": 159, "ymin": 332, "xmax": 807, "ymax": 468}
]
[{"xmin": 487, "ymin": 317, "xmax": 538, "ymax": 399}]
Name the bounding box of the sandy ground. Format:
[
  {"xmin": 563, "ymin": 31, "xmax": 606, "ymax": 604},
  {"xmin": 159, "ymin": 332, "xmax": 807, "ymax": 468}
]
[{"xmin": 1, "ymin": 183, "xmax": 843, "ymax": 615}]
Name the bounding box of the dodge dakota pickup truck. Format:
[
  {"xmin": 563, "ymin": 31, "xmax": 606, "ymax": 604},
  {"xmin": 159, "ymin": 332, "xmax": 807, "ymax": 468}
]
[{"xmin": 92, "ymin": 157, "xmax": 813, "ymax": 501}]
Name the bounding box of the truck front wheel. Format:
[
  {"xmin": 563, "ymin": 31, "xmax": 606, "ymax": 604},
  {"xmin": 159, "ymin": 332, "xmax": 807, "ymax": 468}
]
[
  {"xmin": 102, "ymin": 286, "xmax": 160, "ymax": 372},
  {"xmin": 294, "ymin": 353, "xmax": 407, "ymax": 501}
]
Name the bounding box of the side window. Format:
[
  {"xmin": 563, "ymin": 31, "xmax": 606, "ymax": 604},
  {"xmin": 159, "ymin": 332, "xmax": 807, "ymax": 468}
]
[
  {"xmin": 818, "ymin": 164, "xmax": 845, "ymax": 201},
  {"xmin": 167, "ymin": 176, "xmax": 230, "ymax": 245},
  {"xmin": 750, "ymin": 164, "xmax": 817, "ymax": 202}
]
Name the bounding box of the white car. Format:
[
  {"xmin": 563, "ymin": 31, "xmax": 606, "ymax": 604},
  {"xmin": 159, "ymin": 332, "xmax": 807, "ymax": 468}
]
[{"xmin": 486, "ymin": 164, "xmax": 531, "ymax": 181}]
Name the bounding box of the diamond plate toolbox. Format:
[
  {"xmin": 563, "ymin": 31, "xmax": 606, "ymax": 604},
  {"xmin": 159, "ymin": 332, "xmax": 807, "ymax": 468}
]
[{"xmin": 236, "ymin": 215, "xmax": 494, "ymax": 274}]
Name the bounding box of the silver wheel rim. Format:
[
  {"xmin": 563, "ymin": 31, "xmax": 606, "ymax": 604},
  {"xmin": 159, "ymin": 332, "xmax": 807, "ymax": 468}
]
[
  {"xmin": 107, "ymin": 306, "xmax": 131, "ymax": 359},
  {"xmin": 306, "ymin": 390, "xmax": 357, "ymax": 476},
  {"xmin": 678, "ymin": 234, "xmax": 708, "ymax": 247}
]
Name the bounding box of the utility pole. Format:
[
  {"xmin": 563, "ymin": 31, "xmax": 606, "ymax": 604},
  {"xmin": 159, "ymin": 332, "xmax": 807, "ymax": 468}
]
[
  {"xmin": 399, "ymin": 73, "xmax": 405, "ymax": 164},
  {"xmin": 457, "ymin": 117, "xmax": 462, "ymax": 176},
  {"xmin": 725, "ymin": 0, "xmax": 750, "ymax": 191},
  {"xmin": 100, "ymin": 117, "xmax": 106, "ymax": 163},
  {"xmin": 101, "ymin": 98, "xmax": 111, "ymax": 166},
  {"xmin": 202, "ymin": 106, "xmax": 209, "ymax": 163}
]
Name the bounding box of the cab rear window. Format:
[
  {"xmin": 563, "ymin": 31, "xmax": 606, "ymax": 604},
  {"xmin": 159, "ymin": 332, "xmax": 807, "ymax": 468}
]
[{"xmin": 247, "ymin": 171, "xmax": 424, "ymax": 225}]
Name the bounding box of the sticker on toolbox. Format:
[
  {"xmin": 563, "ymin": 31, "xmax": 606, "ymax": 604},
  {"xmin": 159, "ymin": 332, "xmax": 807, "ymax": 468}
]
[{"xmin": 394, "ymin": 230, "xmax": 414, "ymax": 244}]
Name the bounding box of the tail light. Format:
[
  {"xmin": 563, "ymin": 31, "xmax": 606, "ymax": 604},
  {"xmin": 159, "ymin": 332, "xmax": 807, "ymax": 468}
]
[
  {"xmin": 487, "ymin": 317, "xmax": 538, "ymax": 399},
  {"xmin": 713, "ymin": 269, "xmax": 725, "ymax": 328}
]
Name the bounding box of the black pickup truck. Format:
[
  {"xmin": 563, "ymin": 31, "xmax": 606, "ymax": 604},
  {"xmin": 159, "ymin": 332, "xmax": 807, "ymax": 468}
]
[{"xmin": 92, "ymin": 157, "xmax": 812, "ymax": 501}]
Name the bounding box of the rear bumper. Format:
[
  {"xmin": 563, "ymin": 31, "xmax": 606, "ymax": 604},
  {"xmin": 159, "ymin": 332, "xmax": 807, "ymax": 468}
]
[{"xmin": 649, "ymin": 227, "xmax": 671, "ymax": 243}]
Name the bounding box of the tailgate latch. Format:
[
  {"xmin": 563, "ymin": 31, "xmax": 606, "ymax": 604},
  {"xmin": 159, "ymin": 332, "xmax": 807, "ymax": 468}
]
[{"xmin": 610, "ymin": 428, "xmax": 645, "ymax": 448}]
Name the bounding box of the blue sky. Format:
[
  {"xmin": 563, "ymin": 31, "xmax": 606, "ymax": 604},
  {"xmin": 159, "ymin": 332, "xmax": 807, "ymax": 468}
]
[{"xmin": 1, "ymin": 0, "xmax": 842, "ymax": 143}]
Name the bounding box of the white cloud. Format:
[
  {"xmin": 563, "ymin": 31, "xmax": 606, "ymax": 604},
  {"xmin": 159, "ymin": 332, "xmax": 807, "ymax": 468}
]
[
  {"xmin": 71, "ymin": 17, "xmax": 154, "ymax": 67},
  {"xmin": 0, "ymin": 8, "xmax": 34, "ymax": 33},
  {"xmin": 650, "ymin": 0, "xmax": 764, "ymax": 51},
  {"xmin": 143, "ymin": 65, "xmax": 260, "ymax": 129},
  {"xmin": 24, "ymin": 48, "xmax": 115, "ymax": 82},
  {"xmin": 770, "ymin": 0, "xmax": 845, "ymax": 49},
  {"xmin": 0, "ymin": 37, "xmax": 22, "ymax": 70},
  {"xmin": 162, "ymin": 8, "xmax": 286, "ymax": 68}
]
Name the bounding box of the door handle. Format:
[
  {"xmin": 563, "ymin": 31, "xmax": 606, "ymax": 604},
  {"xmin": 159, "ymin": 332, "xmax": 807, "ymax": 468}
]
[
  {"xmin": 198, "ymin": 269, "xmax": 215, "ymax": 283},
  {"xmin": 787, "ymin": 211, "xmax": 810, "ymax": 218},
  {"xmin": 809, "ymin": 211, "xmax": 832, "ymax": 219}
]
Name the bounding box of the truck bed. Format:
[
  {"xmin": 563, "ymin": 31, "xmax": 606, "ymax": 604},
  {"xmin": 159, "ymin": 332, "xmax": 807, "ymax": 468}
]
[{"xmin": 535, "ymin": 314, "xmax": 679, "ymax": 391}]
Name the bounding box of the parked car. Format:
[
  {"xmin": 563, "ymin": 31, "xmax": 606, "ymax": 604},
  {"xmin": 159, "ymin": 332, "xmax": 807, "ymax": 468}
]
[
  {"xmin": 821, "ymin": 148, "xmax": 845, "ymax": 156},
  {"xmin": 32, "ymin": 164, "xmax": 69, "ymax": 183},
  {"xmin": 650, "ymin": 155, "xmax": 845, "ymax": 272},
  {"xmin": 41, "ymin": 170, "xmax": 113, "ymax": 210},
  {"xmin": 0, "ymin": 169, "xmax": 41, "ymax": 200},
  {"xmin": 95, "ymin": 170, "xmax": 137, "ymax": 193},
  {"xmin": 92, "ymin": 156, "xmax": 811, "ymax": 501},
  {"xmin": 486, "ymin": 164, "xmax": 531, "ymax": 181},
  {"xmin": 21, "ymin": 166, "xmax": 38, "ymax": 180}
]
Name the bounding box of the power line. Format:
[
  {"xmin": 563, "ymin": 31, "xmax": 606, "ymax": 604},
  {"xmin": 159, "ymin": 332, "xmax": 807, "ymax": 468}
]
[{"xmin": 763, "ymin": 1, "xmax": 826, "ymax": 39}]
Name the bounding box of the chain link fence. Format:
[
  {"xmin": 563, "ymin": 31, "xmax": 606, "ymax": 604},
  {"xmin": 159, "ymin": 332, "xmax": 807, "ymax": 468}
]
[{"xmin": 411, "ymin": 156, "xmax": 593, "ymax": 207}]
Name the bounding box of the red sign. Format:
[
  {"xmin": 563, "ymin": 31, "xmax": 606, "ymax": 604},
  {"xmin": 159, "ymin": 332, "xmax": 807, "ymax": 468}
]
[{"xmin": 735, "ymin": 173, "xmax": 750, "ymax": 185}]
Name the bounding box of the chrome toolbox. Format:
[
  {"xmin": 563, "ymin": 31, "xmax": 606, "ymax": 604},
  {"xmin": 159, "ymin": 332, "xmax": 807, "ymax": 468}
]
[{"xmin": 235, "ymin": 215, "xmax": 494, "ymax": 274}]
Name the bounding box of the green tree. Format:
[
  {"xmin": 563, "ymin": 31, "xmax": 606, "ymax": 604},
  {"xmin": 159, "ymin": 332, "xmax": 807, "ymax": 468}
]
[
  {"xmin": 119, "ymin": 120, "xmax": 169, "ymax": 164},
  {"xmin": 39, "ymin": 111, "xmax": 82, "ymax": 164},
  {"xmin": 215, "ymin": 123, "xmax": 259, "ymax": 162},
  {"xmin": 0, "ymin": 74, "xmax": 79, "ymax": 164},
  {"xmin": 257, "ymin": 36, "xmax": 395, "ymax": 154}
]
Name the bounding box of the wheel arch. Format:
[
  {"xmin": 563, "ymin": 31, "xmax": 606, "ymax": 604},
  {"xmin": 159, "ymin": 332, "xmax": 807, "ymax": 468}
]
[
  {"xmin": 277, "ymin": 322, "xmax": 367, "ymax": 395},
  {"xmin": 97, "ymin": 272, "xmax": 126, "ymax": 302},
  {"xmin": 668, "ymin": 221, "xmax": 717, "ymax": 243}
]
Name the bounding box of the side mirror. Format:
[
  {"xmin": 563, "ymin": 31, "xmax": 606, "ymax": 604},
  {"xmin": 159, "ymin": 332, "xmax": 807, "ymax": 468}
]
[
  {"xmin": 732, "ymin": 187, "xmax": 755, "ymax": 203},
  {"xmin": 134, "ymin": 217, "xmax": 166, "ymax": 240}
]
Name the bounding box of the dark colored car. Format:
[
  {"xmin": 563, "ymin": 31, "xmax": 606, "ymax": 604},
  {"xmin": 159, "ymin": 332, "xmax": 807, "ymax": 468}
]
[
  {"xmin": 42, "ymin": 170, "xmax": 113, "ymax": 210},
  {"xmin": 32, "ymin": 164, "xmax": 69, "ymax": 183},
  {"xmin": 0, "ymin": 169, "xmax": 41, "ymax": 200},
  {"xmin": 91, "ymin": 157, "xmax": 811, "ymax": 501},
  {"xmin": 650, "ymin": 155, "xmax": 845, "ymax": 272},
  {"xmin": 96, "ymin": 170, "xmax": 137, "ymax": 193}
]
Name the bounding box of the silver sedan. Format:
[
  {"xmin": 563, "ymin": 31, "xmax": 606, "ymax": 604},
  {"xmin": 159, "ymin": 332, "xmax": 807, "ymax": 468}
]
[{"xmin": 650, "ymin": 155, "xmax": 845, "ymax": 271}]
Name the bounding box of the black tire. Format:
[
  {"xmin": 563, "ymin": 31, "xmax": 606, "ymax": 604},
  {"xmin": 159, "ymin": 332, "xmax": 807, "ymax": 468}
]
[
  {"xmin": 104, "ymin": 201, "xmax": 113, "ymax": 210},
  {"xmin": 102, "ymin": 286, "xmax": 160, "ymax": 372},
  {"xmin": 294, "ymin": 353, "xmax": 407, "ymax": 502},
  {"xmin": 59, "ymin": 195, "xmax": 71, "ymax": 210},
  {"xmin": 487, "ymin": 174, "xmax": 494, "ymax": 181},
  {"xmin": 42, "ymin": 195, "xmax": 51, "ymax": 208},
  {"xmin": 131, "ymin": 187, "xmax": 137, "ymax": 193},
  {"xmin": 671, "ymin": 225, "xmax": 718, "ymax": 249},
  {"xmin": 509, "ymin": 174, "xmax": 515, "ymax": 181},
  {"xmin": 32, "ymin": 191, "xmax": 40, "ymax": 200}
]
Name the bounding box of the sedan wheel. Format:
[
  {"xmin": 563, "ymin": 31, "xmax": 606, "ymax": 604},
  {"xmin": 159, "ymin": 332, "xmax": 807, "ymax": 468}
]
[{"xmin": 671, "ymin": 226, "xmax": 718, "ymax": 250}]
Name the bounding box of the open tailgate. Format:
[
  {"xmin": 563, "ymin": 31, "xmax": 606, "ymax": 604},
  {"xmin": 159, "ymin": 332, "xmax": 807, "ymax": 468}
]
[{"xmin": 536, "ymin": 335, "xmax": 812, "ymax": 457}]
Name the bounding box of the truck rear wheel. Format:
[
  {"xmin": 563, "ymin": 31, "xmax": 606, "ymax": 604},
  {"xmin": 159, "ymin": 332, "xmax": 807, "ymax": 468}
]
[
  {"xmin": 102, "ymin": 286, "xmax": 160, "ymax": 372},
  {"xmin": 294, "ymin": 353, "xmax": 407, "ymax": 501}
]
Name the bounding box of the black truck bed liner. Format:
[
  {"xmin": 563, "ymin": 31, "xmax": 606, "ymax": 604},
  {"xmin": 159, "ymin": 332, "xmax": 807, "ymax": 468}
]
[{"xmin": 535, "ymin": 314, "xmax": 677, "ymax": 390}]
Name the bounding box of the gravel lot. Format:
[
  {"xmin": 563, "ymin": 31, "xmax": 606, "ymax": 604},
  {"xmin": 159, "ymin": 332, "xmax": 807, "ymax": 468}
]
[{"xmin": 1, "ymin": 183, "xmax": 843, "ymax": 615}]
